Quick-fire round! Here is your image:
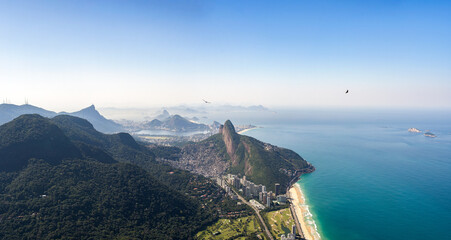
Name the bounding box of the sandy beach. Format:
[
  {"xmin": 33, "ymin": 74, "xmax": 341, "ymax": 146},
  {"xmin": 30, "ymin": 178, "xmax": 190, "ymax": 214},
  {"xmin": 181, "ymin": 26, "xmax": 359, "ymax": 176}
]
[
  {"xmin": 289, "ymin": 183, "xmax": 321, "ymax": 240},
  {"xmin": 237, "ymin": 127, "xmax": 258, "ymax": 134}
]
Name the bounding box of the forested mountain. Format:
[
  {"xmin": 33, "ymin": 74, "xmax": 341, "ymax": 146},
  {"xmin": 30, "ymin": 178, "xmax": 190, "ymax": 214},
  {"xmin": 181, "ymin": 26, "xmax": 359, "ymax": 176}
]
[
  {"xmin": 0, "ymin": 114, "xmax": 81, "ymax": 172},
  {"xmin": 170, "ymin": 120, "xmax": 315, "ymax": 193},
  {"xmin": 49, "ymin": 115, "xmax": 206, "ymax": 192},
  {"xmin": 0, "ymin": 115, "xmax": 216, "ymax": 239}
]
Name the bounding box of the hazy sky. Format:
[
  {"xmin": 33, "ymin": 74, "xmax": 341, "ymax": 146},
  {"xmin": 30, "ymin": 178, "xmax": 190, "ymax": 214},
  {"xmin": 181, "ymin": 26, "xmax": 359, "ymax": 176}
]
[{"xmin": 1, "ymin": 0, "xmax": 450, "ymax": 111}]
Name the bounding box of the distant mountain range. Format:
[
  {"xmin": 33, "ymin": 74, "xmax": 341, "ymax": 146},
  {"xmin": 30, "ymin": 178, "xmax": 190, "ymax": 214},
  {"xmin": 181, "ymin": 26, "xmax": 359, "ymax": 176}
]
[
  {"xmin": 143, "ymin": 113, "xmax": 210, "ymax": 132},
  {"xmin": 0, "ymin": 104, "xmax": 217, "ymax": 134},
  {"xmin": 0, "ymin": 104, "xmax": 122, "ymax": 133},
  {"xmin": 0, "ymin": 104, "xmax": 56, "ymax": 123}
]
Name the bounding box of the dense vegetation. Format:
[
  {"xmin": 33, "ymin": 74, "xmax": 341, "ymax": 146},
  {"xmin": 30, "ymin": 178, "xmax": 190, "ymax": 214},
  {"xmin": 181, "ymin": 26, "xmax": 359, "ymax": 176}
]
[
  {"xmin": 149, "ymin": 145, "xmax": 181, "ymax": 161},
  {"xmin": 0, "ymin": 159, "xmax": 213, "ymax": 239},
  {"xmin": 51, "ymin": 115, "xmax": 217, "ymax": 194},
  {"xmin": 0, "ymin": 114, "xmax": 82, "ymax": 172},
  {"xmin": 0, "ymin": 114, "xmax": 223, "ymax": 239}
]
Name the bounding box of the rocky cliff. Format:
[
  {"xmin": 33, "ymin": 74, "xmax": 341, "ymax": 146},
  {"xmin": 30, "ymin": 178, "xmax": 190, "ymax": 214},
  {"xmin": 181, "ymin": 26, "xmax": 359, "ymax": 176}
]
[{"xmin": 162, "ymin": 120, "xmax": 314, "ymax": 193}]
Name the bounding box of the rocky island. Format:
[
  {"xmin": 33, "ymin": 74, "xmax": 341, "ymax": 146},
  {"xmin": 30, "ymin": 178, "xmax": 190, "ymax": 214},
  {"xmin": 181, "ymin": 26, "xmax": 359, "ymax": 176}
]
[
  {"xmin": 424, "ymin": 132, "xmax": 437, "ymax": 138},
  {"xmin": 408, "ymin": 128, "xmax": 421, "ymax": 133}
]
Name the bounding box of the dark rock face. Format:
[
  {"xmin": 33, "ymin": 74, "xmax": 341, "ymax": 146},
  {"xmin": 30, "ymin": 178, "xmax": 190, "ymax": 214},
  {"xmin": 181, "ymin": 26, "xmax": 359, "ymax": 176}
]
[{"xmin": 220, "ymin": 120, "xmax": 240, "ymax": 165}]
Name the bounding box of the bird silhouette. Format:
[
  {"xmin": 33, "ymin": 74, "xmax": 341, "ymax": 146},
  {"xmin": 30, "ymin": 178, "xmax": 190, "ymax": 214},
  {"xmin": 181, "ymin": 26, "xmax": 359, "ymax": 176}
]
[
  {"xmin": 345, "ymin": 90, "xmax": 349, "ymax": 94},
  {"xmin": 202, "ymin": 99, "xmax": 211, "ymax": 104}
]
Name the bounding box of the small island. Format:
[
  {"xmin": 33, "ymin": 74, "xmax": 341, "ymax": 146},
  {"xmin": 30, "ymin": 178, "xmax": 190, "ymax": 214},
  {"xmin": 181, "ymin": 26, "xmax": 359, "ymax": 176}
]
[
  {"xmin": 424, "ymin": 132, "xmax": 437, "ymax": 138},
  {"xmin": 408, "ymin": 128, "xmax": 421, "ymax": 133}
]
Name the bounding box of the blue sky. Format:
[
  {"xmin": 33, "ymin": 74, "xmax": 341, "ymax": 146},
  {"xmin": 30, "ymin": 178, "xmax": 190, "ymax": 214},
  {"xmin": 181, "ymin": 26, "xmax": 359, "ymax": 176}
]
[{"xmin": 0, "ymin": 0, "xmax": 450, "ymax": 111}]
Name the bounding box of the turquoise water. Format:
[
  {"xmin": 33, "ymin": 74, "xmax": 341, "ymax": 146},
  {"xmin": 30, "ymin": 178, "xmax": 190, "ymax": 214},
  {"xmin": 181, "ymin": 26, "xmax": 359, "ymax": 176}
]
[{"xmin": 244, "ymin": 122, "xmax": 451, "ymax": 240}]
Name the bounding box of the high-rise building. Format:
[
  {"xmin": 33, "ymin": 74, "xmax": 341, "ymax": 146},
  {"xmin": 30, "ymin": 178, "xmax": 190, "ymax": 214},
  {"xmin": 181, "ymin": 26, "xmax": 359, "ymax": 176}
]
[
  {"xmin": 259, "ymin": 192, "xmax": 263, "ymax": 202},
  {"xmin": 275, "ymin": 183, "xmax": 281, "ymax": 196},
  {"xmin": 245, "ymin": 187, "xmax": 251, "ymax": 198},
  {"xmin": 233, "ymin": 176, "xmax": 240, "ymax": 189},
  {"xmin": 266, "ymin": 196, "xmax": 271, "ymax": 208}
]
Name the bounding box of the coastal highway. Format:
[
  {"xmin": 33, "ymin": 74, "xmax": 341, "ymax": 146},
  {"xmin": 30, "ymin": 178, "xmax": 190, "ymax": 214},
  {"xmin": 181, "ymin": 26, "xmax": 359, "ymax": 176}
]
[{"xmin": 231, "ymin": 188, "xmax": 274, "ymax": 240}]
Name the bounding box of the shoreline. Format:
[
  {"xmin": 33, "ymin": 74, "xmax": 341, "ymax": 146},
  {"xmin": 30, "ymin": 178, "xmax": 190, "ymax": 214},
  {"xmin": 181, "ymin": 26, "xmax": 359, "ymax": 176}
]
[
  {"xmin": 289, "ymin": 182, "xmax": 321, "ymax": 240},
  {"xmin": 237, "ymin": 127, "xmax": 258, "ymax": 134}
]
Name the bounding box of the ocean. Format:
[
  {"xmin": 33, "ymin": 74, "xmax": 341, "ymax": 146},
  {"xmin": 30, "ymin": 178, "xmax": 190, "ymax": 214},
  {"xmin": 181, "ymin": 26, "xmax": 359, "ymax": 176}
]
[{"xmin": 242, "ymin": 116, "xmax": 451, "ymax": 240}]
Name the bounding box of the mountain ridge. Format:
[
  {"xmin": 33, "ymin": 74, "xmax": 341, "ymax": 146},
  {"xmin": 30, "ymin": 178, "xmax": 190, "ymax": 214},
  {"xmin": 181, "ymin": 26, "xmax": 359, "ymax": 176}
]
[{"xmin": 0, "ymin": 103, "xmax": 122, "ymax": 133}]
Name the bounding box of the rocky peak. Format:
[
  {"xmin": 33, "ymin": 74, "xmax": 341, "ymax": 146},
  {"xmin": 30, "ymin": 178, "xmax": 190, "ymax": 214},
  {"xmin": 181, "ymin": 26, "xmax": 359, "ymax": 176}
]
[
  {"xmin": 84, "ymin": 104, "xmax": 97, "ymax": 112},
  {"xmin": 220, "ymin": 120, "xmax": 240, "ymax": 162}
]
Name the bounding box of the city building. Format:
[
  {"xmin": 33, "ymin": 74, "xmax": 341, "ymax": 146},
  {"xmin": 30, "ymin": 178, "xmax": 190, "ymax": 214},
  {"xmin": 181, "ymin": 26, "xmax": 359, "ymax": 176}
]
[
  {"xmin": 245, "ymin": 186, "xmax": 251, "ymax": 198},
  {"xmin": 275, "ymin": 183, "xmax": 281, "ymax": 196},
  {"xmin": 217, "ymin": 174, "xmax": 272, "ymax": 207},
  {"xmin": 277, "ymin": 195, "xmax": 287, "ymax": 204}
]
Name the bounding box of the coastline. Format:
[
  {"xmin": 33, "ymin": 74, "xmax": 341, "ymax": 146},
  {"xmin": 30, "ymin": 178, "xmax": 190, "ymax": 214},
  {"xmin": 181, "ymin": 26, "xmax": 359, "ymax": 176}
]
[
  {"xmin": 289, "ymin": 182, "xmax": 321, "ymax": 240},
  {"xmin": 237, "ymin": 127, "xmax": 258, "ymax": 134}
]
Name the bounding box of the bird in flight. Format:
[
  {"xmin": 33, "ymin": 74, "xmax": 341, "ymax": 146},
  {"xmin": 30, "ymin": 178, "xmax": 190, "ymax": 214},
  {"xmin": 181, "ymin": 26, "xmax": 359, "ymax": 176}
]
[
  {"xmin": 345, "ymin": 90, "xmax": 349, "ymax": 94},
  {"xmin": 202, "ymin": 99, "xmax": 211, "ymax": 104}
]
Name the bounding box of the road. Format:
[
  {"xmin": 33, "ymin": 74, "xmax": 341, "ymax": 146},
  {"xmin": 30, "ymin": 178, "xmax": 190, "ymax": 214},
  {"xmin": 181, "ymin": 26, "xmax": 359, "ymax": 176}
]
[{"xmin": 231, "ymin": 189, "xmax": 274, "ymax": 240}]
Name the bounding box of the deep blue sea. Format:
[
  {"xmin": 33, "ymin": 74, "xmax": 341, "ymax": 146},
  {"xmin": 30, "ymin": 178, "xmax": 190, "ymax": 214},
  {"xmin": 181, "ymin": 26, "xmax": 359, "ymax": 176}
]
[{"xmin": 243, "ymin": 119, "xmax": 451, "ymax": 240}]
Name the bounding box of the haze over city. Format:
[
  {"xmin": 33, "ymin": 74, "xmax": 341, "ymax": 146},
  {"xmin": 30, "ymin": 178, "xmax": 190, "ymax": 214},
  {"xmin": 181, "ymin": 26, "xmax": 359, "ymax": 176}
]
[{"xmin": 1, "ymin": 0, "xmax": 450, "ymax": 112}]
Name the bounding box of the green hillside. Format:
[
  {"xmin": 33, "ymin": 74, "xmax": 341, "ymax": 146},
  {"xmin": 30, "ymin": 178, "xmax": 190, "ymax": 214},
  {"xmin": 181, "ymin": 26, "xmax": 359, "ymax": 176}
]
[
  {"xmin": 201, "ymin": 120, "xmax": 314, "ymax": 193},
  {"xmin": 0, "ymin": 115, "xmax": 215, "ymax": 239},
  {"xmin": 0, "ymin": 114, "xmax": 82, "ymax": 172},
  {"xmin": 51, "ymin": 115, "xmax": 214, "ymax": 194},
  {"xmin": 0, "ymin": 159, "xmax": 212, "ymax": 239}
]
